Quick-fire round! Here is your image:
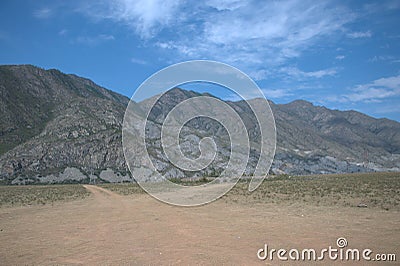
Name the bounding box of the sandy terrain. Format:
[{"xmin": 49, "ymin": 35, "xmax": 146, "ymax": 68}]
[{"xmin": 0, "ymin": 185, "xmax": 399, "ymax": 265}]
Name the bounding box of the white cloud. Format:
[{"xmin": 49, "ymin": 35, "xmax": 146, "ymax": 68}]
[
  {"xmin": 372, "ymin": 75, "xmax": 400, "ymax": 88},
  {"xmin": 225, "ymin": 87, "xmax": 293, "ymax": 101},
  {"xmin": 155, "ymin": 41, "xmax": 200, "ymax": 57},
  {"xmin": 262, "ymin": 88, "xmax": 293, "ymax": 99},
  {"xmin": 347, "ymin": 30, "xmax": 372, "ymax": 38},
  {"xmin": 368, "ymin": 55, "xmax": 396, "ymax": 62},
  {"xmin": 131, "ymin": 57, "xmax": 148, "ymax": 65},
  {"xmin": 81, "ymin": 0, "xmax": 182, "ymax": 38},
  {"xmin": 196, "ymin": 1, "xmax": 353, "ymax": 67},
  {"xmin": 248, "ymin": 70, "xmax": 270, "ymax": 81},
  {"xmin": 280, "ymin": 67, "xmax": 337, "ymax": 79},
  {"xmin": 74, "ymin": 34, "xmax": 115, "ymax": 45},
  {"xmin": 205, "ymin": 0, "xmax": 246, "ymax": 11},
  {"xmin": 247, "ymin": 66, "xmax": 338, "ymax": 81},
  {"xmin": 329, "ymin": 75, "xmax": 400, "ymax": 103},
  {"xmin": 79, "ymin": 0, "xmax": 355, "ymax": 75},
  {"xmin": 345, "ymin": 88, "xmax": 396, "ymax": 103},
  {"xmin": 336, "ymin": 55, "xmax": 345, "ymax": 60},
  {"xmin": 33, "ymin": 7, "xmax": 52, "ymax": 19}
]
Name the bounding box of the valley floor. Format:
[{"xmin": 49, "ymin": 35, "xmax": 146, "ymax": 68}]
[{"xmin": 0, "ymin": 184, "xmax": 399, "ymax": 265}]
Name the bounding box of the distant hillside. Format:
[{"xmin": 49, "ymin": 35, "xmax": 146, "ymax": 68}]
[
  {"xmin": 271, "ymin": 99, "xmax": 400, "ymax": 174},
  {"xmin": 0, "ymin": 65, "xmax": 399, "ymax": 184},
  {"xmin": 135, "ymin": 88, "xmax": 400, "ymax": 178},
  {"xmin": 0, "ymin": 65, "xmax": 130, "ymax": 184}
]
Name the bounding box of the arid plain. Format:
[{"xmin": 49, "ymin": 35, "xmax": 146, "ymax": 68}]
[{"xmin": 0, "ymin": 173, "xmax": 399, "ymax": 265}]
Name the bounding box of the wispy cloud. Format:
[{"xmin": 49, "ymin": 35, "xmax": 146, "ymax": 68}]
[
  {"xmin": 80, "ymin": 0, "xmax": 182, "ymax": 39},
  {"xmin": 372, "ymin": 104, "xmax": 400, "ymax": 115},
  {"xmin": 248, "ymin": 69, "xmax": 271, "ymax": 81},
  {"xmin": 280, "ymin": 66, "xmax": 337, "ymax": 79},
  {"xmin": 155, "ymin": 41, "xmax": 200, "ymax": 57},
  {"xmin": 73, "ymin": 34, "xmax": 115, "ymax": 46},
  {"xmin": 248, "ymin": 66, "xmax": 338, "ymax": 81},
  {"xmin": 78, "ymin": 0, "xmax": 355, "ymax": 75},
  {"xmin": 225, "ymin": 87, "xmax": 293, "ymax": 101},
  {"xmin": 205, "ymin": 0, "xmax": 246, "ymax": 11},
  {"xmin": 347, "ymin": 30, "xmax": 372, "ymax": 38},
  {"xmin": 190, "ymin": 1, "xmax": 353, "ymax": 68},
  {"xmin": 131, "ymin": 57, "xmax": 148, "ymax": 65},
  {"xmin": 368, "ymin": 55, "xmax": 398, "ymax": 63},
  {"xmin": 262, "ymin": 88, "xmax": 293, "ymax": 99},
  {"xmin": 328, "ymin": 75, "xmax": 400, "ymax": 103},
  {"xmin": 58, "ymin": 29, "xmax": 68, "ymax": 36},
  {"xmin": 336, "ymin": 55, "xmax": 345, "ymax": 60},
  {"xmin": 33, "ymin": 7, "xmax": 52, "ymax": 19}
]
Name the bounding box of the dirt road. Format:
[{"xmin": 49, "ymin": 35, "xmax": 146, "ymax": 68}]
[{"xmin": 0, "ymin": 185, "xmax": 399, "ymax": 265}]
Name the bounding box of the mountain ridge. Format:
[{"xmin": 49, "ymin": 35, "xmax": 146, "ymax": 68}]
[{"xmin": 0, "ymin": 65, "xmax": 399, "ymax": 184}]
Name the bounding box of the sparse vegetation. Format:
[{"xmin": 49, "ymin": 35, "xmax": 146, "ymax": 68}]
[
  {"xmin": 99, "ymin": 183, "xmax": 145, "ymax": 195},
  {"xmin": 168, "ymin": 176, "xmax": 212, "ymax": 185},
  {"xmin": 0, "ymin": 185, "xmax": 90, "ymax": 207},
  {"xmin": 221, "ymin": 172, "xmax": 400, "ymax": 210},
  {"xmin": 97, "ymin": 172, "xmax": 400, "ymax": 210},
  {"xmin": 1, "ymin": 172, "xmax": 399, "ymax": 211}
]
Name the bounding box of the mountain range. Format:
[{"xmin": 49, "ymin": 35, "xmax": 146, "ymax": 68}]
[{"xmin": 0, "ymin": 65, "xmax": 399, "ymax": 184}]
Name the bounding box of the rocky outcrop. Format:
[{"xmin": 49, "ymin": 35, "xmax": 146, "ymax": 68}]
[{"xmin": 0, "ymin": 65, "xmax": 399, "ymax": 184}]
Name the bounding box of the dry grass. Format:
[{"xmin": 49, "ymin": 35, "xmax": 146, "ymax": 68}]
[
  {"xmin": 0, "ymin": 185, "xmax": 90, "ymax": 207},
  {"xmin": 0, "ymin": 174, "xmax": 399, "ymax": 264},
  {"xmin": 222, "ymin": 172, "xmax": 400, "ymax": 210},
  {"xmin": 98, "ymin": 182, "xmax": 145, "ymax": 195},
  {"xmin": 1, "ymin": 172, "xmax": 399, "ymax": 210},
  {"xmin": 99, "ymin": 172, "xmax": 400, "ymax": 210}
]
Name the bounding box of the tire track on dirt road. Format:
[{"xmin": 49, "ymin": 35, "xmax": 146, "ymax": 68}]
[{"xmin": 82, "ymin": 185, "xmax": 122, "ymax": 199}]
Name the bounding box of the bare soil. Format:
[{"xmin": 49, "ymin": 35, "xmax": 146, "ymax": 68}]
[{"xmin": 0, "ymin": 184, "xmax": 399, "ymax": 265}]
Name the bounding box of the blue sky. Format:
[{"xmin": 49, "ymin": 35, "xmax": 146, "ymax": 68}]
[{"xmin": 1, "ymin": 0, "xmax": 400, "ymax": 121}]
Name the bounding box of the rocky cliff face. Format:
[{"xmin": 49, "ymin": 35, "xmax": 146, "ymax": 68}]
[
  {"xmin": 0, "ymin": 65, "xmax": 399, "ymax": 184},
  {"xmin": 0, "ymin": 65, "xmax": 129, "ymax": 184}
]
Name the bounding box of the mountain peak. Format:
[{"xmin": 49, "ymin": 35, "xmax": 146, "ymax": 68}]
[
  {"xmin": 287, "ymin": 99, "xmax": 314, "ymax": 107},
  {"xmin": 0, "ymin": 65, "xmax": 399, "ymax": 184}
]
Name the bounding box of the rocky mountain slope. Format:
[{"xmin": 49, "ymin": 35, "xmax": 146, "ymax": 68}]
[
  {"xmin": 0, "ymin": 65, "xmax": 129, "ymax": 184},
  {"xmin": 0, "ymin": 65, "xmax": 399, "ymax": 184}
]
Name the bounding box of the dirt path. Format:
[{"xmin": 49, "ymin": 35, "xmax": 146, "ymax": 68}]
[
  {"xmin": 0, "ymin": 185, "xmax": 399, "ymax": 265},
  {"xmin": 82, "ymin": 185, "xmax": 122, "ymax": 198}
]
